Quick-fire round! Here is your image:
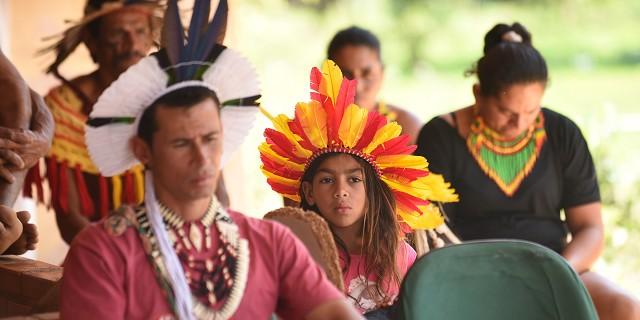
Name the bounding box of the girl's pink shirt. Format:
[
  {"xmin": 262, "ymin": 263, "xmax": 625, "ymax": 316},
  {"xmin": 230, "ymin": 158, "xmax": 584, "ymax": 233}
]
[{"xmin": 339, "ymin": 241, "xmax": 417, "ymax": 313}]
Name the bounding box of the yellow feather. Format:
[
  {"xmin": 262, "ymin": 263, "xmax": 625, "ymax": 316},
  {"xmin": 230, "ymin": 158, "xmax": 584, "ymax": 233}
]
[
  {"xmin": 112, "ymin": 174, "xmax": 122, "ymax": 209},
  {"xmin": 261, "ymin": 107, "xmax": 313, "ymax": 158},
  {"xmin": 339, "ymin": 104, "xmax": 368, "ymax": 147},
  {"xmin": 132, "ymin": 166, "xmax": 144, "ymax": 204},
  {"xmin": 321, "ymin": 60, "xmax": 343, "ymax": 105},
  {"xmin": 377, "ymin": 155, "xmax": 428, "ymax": 169},
  {"xmin": 258, "ymin": 143, "xmax": 306, "ymax": 171},
  {"xmin": 413, "ymin": 174, "xmax": 459, "ymax": 203},
  {"xmin": 284, "ymin": 193, "xmax": 301, "ymax": 203},
  {"xmin": 260, "ymin": 167, "xmax": 300, "ymax": 186},
  {"xmin": 362, "ymin": 122, "xmax": 402, "ymax": 154},
  {"xmin": 398, "ymin": 204, "xmax": 445, "ymax": 230},
  {"xmin": 381, "ymin": 176, "xmax": 428, "ymax": 200},
  {"xmin": 260, "ymin": 106, "xmax": 277, "ymax": 122},
  {"xmin": 295, "ymin": 101, "xmax": 328, "ymax": 148}
]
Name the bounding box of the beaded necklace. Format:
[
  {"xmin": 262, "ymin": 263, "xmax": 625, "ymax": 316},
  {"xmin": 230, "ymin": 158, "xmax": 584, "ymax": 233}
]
[
  {"xmin": 135, "ymin": 197, "xmax": 250, "ymax": 319},
  {"xmin": 377, "ymin": 101, "xmax": 397, "ymax": 122},
  {"xmin": 466, "ymin": 111, "xmax": 546, "ymax": 196}
]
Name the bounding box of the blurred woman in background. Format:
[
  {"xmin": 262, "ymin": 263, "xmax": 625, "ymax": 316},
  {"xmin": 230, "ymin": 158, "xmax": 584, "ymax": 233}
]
[{"xmin": 415, "ymin": 22, "xmax": 640, "ymax": 320}]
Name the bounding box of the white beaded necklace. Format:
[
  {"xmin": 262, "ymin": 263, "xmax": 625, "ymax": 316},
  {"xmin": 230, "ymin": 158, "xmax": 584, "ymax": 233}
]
[{"xmin": 138, "ymin": 197, "xmax": 250, "ymax": 319}]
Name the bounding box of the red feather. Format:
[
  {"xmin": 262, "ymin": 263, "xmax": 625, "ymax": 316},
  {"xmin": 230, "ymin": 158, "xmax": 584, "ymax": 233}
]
[
  {"xmin": 353, "ymin": 112, "xmax": 387, "ymax": 150},
  {"xmin": 74, "ymin": 165, "xmax": 95, "ymax": 218},
  {"xmin": 123, "ymin": 172, "xmax": 134, "ymax": 204},
  {"xmin": 311, "ymin": 92, "xmax": 324, "ymax": 102},
  {"xmin": 23, "ymin": 166, "xmax": 37, "ymax": 199},
  {"xmin": 268, "ymin": 179, "xmax": 299, "ymax": 196},
  {"xmin": 264, "ymin": 129, "xmax": 307, "ymax": 163},
  {"xmin": 58, "ymin": 161, "xmax": 69, "ymax": 214},
  {"xmin": 46, "ymin": 157, "xmax": 59, "ymax": 211},
  {"xmin": 334, "ymin": 78, "xmax": 356, "ymax": 119},
  {"xmin": 382, "ymin": 167, "xmax": 429, "ymax": 181},
  {"xmin": 329, "ymin": 78, "xmax": 356, "ymax": 142},
  {"xmin": 370, "ymin": 135, "xmax": 415, "ymax": 156},
  {"xmin": 289, "ymin": 118, "xmax": 316, "ymax": 151},
  {"xmin": 399, "ymin": 222, "xmax": 413, "ymax": 234},
  {"xmin": 99, "ymin": 176, "xmax": 109, "ymax": 218},
  {"xmin": 394, "ymin": 190, "xmax": 429, "ymax": 214},
  {"xmin": 325, "ymin": 102, "xmax": 338, "ymax": 143},
  {"xmin": 261, "ymin": 155, "xmax": 303, "ymax": 181},
  {"xmin": 310, "ymin": 67, "xmax": 322, "ymax": 100}
]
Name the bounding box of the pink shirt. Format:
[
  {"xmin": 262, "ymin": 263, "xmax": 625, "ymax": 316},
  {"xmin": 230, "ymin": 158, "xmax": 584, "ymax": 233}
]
[
  {"xmin": 340, "ymin": 241, "xmax": 416, "ymax": 313},
  {"xmin": 61, "ymin": 210, "xmax": 343, "ymax": 319}
]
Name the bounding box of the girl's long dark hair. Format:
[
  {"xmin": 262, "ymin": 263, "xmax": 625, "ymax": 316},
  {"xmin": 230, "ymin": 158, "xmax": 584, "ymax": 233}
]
[{"xmin": 300, "ymin": 152, "xmax": 401, "ymax": 304}]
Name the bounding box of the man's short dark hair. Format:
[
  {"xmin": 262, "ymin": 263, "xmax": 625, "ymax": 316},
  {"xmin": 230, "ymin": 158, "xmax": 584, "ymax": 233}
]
[{"xmin": 136, "ymin": 86, "xmax": 219, "ymax": 145}]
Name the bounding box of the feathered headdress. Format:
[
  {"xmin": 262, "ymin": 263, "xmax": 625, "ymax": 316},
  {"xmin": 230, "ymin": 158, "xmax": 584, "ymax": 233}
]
[
  {"xmin": 259, "ymin": 60, "xmax": 458, "ymax": 231},
  {"xmin": 85, "ymin": 0, "xmax": 260, "ymax": 176}
]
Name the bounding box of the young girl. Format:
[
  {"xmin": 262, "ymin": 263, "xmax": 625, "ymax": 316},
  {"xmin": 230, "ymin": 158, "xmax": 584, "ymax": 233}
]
[
  {"xmin": 301, "ymin": 152, "xmax": 410, "ymax": 312},
  {"xmin": 259, "ymin": 60, "xmax": 458, "ymax": 314}
]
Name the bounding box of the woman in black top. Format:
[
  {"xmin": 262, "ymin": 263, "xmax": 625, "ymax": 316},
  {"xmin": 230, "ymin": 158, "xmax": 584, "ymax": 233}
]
[{"xmin": 415, "ymin": 22, "xmax": 639, "ymax": 320}]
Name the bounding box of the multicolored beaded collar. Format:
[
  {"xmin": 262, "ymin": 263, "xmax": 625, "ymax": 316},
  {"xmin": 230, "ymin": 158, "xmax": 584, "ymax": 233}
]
[
  {"xmin": 466, "ymin": 111, "xmax": 547, "ymax": 196},
  {"xmin": 134, "ymin": 197, "xmax": 249, "ymax": 319}
]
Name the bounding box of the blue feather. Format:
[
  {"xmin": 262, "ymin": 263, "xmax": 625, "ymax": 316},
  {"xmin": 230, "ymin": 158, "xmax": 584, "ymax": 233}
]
[
  {"xmin": 196, "ymin": 0, "xmax": 228, "ymax": 62},
  {"xmin": 162, "ymin": 0, "xmax": 185, "ymax": 80},
  {"xmin": 187, "ymin": 0, "xmax": 211, "ymax": 53},
  {"xmin": 159, "ymin": 0, "xmax": 229, "ymax": 80},
  {"xmin": 183, "ymin": 0, "xmax": 211, "ymax": 78}
]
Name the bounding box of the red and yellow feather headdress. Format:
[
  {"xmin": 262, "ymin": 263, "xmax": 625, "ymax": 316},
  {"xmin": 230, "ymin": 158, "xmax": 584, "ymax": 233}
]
[{"xmin": 259, "ymin": 60, "xmax": 458, "ymax": 230}]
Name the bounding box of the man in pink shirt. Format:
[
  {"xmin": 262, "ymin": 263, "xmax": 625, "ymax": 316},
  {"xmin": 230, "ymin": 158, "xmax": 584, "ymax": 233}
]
[{"xmin": 61, "ymin": 1, "xmax": 361, "ymax": 319}]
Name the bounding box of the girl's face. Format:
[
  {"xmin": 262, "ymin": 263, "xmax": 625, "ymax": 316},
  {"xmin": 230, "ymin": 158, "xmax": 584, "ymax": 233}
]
[
  {"xmin": 302, "ymin": 154, "xmax": 367, "ymax": 231},
  {"xmin": 475, "ymin": 82, "xmax": 545, "ymax": 139}
]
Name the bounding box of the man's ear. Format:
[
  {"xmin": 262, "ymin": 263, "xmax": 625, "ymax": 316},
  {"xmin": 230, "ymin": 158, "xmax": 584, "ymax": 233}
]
[
  {"xmin": 130, "ymin": 136, "xmax": 152, "ymax": 166},
  {"xmin": 301, "ymin": 181, "xmax": 315, "ymax": 206}
]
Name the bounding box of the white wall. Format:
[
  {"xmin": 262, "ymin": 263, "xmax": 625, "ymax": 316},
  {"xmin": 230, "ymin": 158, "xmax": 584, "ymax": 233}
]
[{"xmin": 0, "ymin": 0, "xmax": 10, "ymax": 53}]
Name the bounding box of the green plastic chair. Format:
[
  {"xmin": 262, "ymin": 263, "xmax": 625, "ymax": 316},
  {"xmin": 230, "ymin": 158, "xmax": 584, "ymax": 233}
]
[{"xmin": 396, "ymin": 240, "xmax": 597, "ymax": 320}]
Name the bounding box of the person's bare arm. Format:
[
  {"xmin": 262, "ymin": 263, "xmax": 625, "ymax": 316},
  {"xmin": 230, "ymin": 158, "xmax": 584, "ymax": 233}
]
[
  {"xmin": 14, "ymin": 90, "xmax": 54, "ymax": 169},
  {"xmin": 55, "ymin": 167, "xmax": 90, "ymax": 244},
  {"xmin": 562, "ymin": 202, "xmax": 604, "ymax": 274},
  {"xmin": 0, "ymin": 49, "xmax": 32, "ymax": 205},
  {"xmin": 305, "ymin": 299, "xmax": 364, "ymax": 320}
]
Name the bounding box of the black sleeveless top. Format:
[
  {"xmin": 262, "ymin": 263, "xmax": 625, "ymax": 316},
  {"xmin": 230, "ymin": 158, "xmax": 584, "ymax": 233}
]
[{"xmin": 415, "ymin": 108, "xmax": 600, "ymax": 253}]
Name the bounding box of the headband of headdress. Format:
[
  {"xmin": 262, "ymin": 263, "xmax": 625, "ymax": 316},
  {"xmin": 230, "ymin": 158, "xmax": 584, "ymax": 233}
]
[
  {"xmin": 259, "ymin": 60, "xmax": 458, "ymax": 231},
  {"xmin": 85, "ymin": 0, "xmax": 260, "ymax": 177},
  {"xmin": 40, "ymin": 0, "xmax": 163, "ymax": 76}
]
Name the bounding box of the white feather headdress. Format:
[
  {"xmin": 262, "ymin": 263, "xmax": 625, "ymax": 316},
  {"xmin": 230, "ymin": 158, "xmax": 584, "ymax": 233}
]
[{"xmin": 85, "ymin": 0, "xmax": 260, "ymax": 177}]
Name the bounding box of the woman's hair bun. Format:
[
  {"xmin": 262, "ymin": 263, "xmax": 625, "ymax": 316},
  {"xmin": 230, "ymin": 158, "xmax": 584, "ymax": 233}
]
[{"xmin": 483, "ymin": 22, "xmax": 532, "ymax": 54}]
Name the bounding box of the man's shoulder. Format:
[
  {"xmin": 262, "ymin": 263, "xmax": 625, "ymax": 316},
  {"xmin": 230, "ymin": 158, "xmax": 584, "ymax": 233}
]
[
  {"xmin": 72, "ymin": 205, "xmax": 143, "ymax": 252},
  {"xmin": 102, "ymin": 205, "xmax": 143, "ymax": 236},
  {"xmin": 229, "ymin": 210, "xmax": 296, "ymax": 244},
  {"xmin": 229, "ymin": 210, "xmax": 285, "ymax": 233}
]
